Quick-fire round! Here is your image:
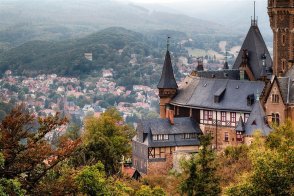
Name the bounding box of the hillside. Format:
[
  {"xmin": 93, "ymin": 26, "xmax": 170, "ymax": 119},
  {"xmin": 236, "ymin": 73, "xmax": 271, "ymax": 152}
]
[
  {"xmin": 0, "ymin": 27, "xmax": 156, "ymax": 76},
  {"xmin": 0, "ymin": 0, "xmax": 228, "ymax": 49}
]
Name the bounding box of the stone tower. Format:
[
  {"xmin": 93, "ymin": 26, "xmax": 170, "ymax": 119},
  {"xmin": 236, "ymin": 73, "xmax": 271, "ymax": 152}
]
[
  {"xmin": 268, "ymin": 0, "xmax": 294, "ymax": 75},
  {"xmin": 157, "ymin": 38, "xmax": 178, "ymax": 118}
]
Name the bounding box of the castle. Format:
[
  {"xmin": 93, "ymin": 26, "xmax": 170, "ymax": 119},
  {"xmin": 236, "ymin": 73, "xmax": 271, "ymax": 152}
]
[{"xmin": 132, "ymin": 0, "xmax": 294, "ymax": 175}]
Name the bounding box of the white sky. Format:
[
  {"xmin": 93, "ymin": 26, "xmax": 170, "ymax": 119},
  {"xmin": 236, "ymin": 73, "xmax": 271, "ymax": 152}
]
[{"xmin": 115, "ymin": 0, "xmax": 263, "ymax": 4}]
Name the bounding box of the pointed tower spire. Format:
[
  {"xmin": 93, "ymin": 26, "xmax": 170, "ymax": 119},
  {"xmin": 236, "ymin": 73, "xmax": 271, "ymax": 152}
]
[
  {"xmin": 157, "ymin": 37, "xmax": 178, "ymax": 119},
  {"xmin": 157, "ymin": 37, "xmax": 178, "ymax": 89}
]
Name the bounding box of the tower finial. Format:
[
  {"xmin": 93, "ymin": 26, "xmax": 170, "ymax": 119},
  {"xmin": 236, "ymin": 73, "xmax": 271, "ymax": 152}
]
[
  {"xmin": 251, "ymin": 1, "xmax": 257, "ymax": 26},
  {"xmin": 254, "ymin": 1, "xmax": 256, "ymax": 21},
  {"xmin": 167, "ymin": 36, "xmax": 171, "ymax": 51}
]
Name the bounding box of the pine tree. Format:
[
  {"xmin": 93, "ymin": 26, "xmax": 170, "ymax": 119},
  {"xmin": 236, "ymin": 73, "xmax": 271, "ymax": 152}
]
[{"xmin": 180, "ymin": 134, "xmax": 221, "ymax": 196}]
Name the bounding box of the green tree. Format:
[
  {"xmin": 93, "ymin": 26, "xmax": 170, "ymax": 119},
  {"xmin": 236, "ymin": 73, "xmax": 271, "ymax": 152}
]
[
  {"xmin": 226, "ymin": 120, "xmax": 294, "ymax": 196},
  {"xmin": 180, "ymin": 134, "xmax": 221, "ymax": 196},
  {"xmin": 75, "ymin": 162, "xmax": 109, "ymax": 196},
  {"xmin": 73, "ymin": 108, "xmax": 135, "ymax": 174},
  {"xmin": 135, "ymin": 185, "xmax": 165, "ymax": 196}
]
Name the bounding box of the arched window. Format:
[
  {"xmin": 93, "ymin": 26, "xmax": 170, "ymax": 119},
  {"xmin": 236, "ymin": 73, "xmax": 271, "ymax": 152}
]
[
  {"xmin": 272, "ymin": 113, "xmax": 280, "ymax": 125},
  {"xmin": 282, "ymin": 59, "xmax": 287, "ymax": 71},
  {"xmin": 282, "ymin": 34, "xmax": 286, "ymax": 46},
  {"xmin": 271, "ymin": 94, "xmax": 279, "ymax": 103}
]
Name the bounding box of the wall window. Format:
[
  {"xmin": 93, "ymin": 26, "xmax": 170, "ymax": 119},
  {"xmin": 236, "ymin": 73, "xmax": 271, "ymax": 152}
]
[
  {"xmin": 208, "ymin": 111, "xmax": 213, "ymax": 120},
  {"xmin": 230, "ymin": 112, "xmax": 236, "ymax": 123},
  {"xmin": 272, "ymin": 94, "xmax": 279, "ymax": 103},
  {"xmin": 221, "ymin": 112, "xmax": 226, "ymax": 122},
  {"xmin": 282, "ymin": 34, "xmax": 286, "ymax": 46},
  {"xmin": 153, "ymin": 135, "xmax": 158, "ymax": 141},
  {"xmin": 224, "ymin": 132, "xmax": 229, "ymax": 142},
  {"xmin": 272, "ymin": 113, "xmax": 280, "ymax": 125},
  {"xmin": 236, "ymin": 132, "xmax": 243, "ymax": 142},
  {"xmin": 204, "ymin": 110, "xmax": 208, "ymax": 120}
]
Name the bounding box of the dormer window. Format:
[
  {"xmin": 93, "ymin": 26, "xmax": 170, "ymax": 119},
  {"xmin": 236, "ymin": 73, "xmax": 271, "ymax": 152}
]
[
  {"xmin": 272, "ymin": 94, "xmax": 279, "ymax": 103},
  {"xmin": 247, "ymin": 94, "xmax": 255, "ymax": 106},
  {"xmin": 153, "ymin": 134, "xmax": 168, "ymax": 141},
  {"xmin": 181, "ymin": 133, "xmax": 197, "ymax": 139}
]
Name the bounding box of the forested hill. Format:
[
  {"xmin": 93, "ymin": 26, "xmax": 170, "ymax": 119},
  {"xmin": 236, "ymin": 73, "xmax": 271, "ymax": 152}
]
[
  {"xmin": 0, "ymin": 27, "xmax": 186, "ymax": 78},
  {"xmin": 0, "ymin": 0, "xmax": 227, "ymax": 50}
]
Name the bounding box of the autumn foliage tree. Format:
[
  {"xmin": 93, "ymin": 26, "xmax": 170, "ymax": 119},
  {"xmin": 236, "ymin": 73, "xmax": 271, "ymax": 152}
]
[{"xmin": 0, "ymin": 105, "xmax": 80, "ymax": 193}]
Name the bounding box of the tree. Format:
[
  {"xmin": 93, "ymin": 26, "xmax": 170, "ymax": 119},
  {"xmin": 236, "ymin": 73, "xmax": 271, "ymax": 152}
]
[
  {"xmin": 75, "ymin": 162, "xmax": 109, "ymax": 196},
  {"xmin": 73, "ymin": 108, "xmax": 135, "ymax": 174},
  {"xmin": 0, "ymin": 105, "xmax": 80, "ymax": 193},
  {"xmin": 180, "ymin": 134, "xmax": 221, "ymax": 196},
  {"xmin": 135, "ymin": 185, "xmax": 165, "ymax": 196},
  {"xmin": 226, "ymin": 120, "xmax": 294, "ymax": 195}
]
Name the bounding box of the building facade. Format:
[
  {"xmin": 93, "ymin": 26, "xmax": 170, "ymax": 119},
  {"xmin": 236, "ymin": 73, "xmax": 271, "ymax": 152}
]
[{"xmin": 132, "ymin": 1, "xmax": 294, "ymax": 175}]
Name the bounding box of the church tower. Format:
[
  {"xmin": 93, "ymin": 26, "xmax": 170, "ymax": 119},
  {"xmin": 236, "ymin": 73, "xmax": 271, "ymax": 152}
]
[
  {"xmin": 157, "ymin": 38, "xmax": 178, "ymax": 118},
  {"xmin": 268, "ymin": 0, "xmax": 294, "ymax": 75}
]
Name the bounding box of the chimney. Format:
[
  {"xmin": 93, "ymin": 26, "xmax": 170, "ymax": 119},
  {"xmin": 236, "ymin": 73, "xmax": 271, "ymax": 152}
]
[{"xmin": 169, "ymin": 109, "xmax": 175, "ymax": 125}]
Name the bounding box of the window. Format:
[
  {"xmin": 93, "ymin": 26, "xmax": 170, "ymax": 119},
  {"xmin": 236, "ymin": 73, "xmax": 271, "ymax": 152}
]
[
  {"xmin": 236, "ymin": 132, "xmax": 243, "ymax": 142},
  {"xmin": 221, "ymin": 112, "xmax": 226, "ymax": 122},
  {"xmin": 164, "ymin": 134, "xmax": 169, "ymax": 140},
  {"xmin": 224, "ymin": 132, "xmax": 229, "ymax": 142},
  {"xmin": 282, "ymin": 59, "xmax": 287, "ymax": 71},
  {"xmin": 282, "ymin": 34, "xmax": 286, "ymax": 45},
  {"xmin": 230, "ymin": 112, "xmax": 236, "ymax": 123},
  {"xmin": 272, "ymin": 94, "xmax": 279, "ymax": 103},
  {"xmin": 153, "ymin": 134, "xmax": 168, "ymax": 141},
  {"xmin": 182, "ymin": 133, "xmax": 197, "ymax": 139},
  {"xmin": 158, "ymin": 135, "xmax": 162, "ymax": 140},
  {"xmin": 208, "ymin": 111, "xmax": 213, "ymax": 120},
  {"xmin": 204, "ymin": 110, "xmax": 208, "ymax": 120},
  {"xmin": 272, "ymin": 113, "xmax": 280, "ymax": 125}
]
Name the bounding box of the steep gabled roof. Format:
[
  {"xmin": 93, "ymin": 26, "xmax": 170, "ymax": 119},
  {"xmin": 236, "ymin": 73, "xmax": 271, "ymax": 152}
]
[
  {"xmin": 244, "ymin": 100, "xmax": 272, "ymax": 136},
  {"xmin": 134, "ymin": 117, "xmax": 202, "ymax": 148},
  {"xmin": 233, "ymin": 25, "xmax": 272, "ymax": 80},
  {"xmin": 235, "ymin": 116, "xmax": 245, "ymax": 132},
  {"xmin": 157, "ymin": 50, "xmax": 178, "ymax": 89}
]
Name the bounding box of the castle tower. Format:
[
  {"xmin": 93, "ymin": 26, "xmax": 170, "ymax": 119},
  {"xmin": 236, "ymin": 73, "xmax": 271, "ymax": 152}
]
[
  {"xmin": 268, "ymin": 0, "xmax": 294, "ymax": 75},
  {"xmin": 157, "ymin": 37, "xmax": 178, "ymax": 118},
  {"xmin": 233, "ymin": 2, "xmax": 272, "ymax": 80}
]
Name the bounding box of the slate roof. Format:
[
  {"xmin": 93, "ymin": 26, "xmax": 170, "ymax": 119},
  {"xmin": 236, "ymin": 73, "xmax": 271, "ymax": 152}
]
[
  {"xmin": 171, "ymin": 76, "xmax": 265, "ymax": 112},
  {"xmin": 233, "ymin": 25, "xmax": 272, "ymax": 80},
  {"xmin": 244, "ymin": 101, "xmax": 272, "ymax": 136},
  {"xmin": 157, "ymin": 50, "xmax": 178, "ymax": 89},
  {"xmin": 285, "ymin": 68, "xmax": 294, "ymax": 104},
  {"xmin": 277, "ymin": 77, "xmax": 289, "ymax": 103},
  {"xmin": 197, "ymin": 69, "xmax": 240, "ymax": 80},
  {"xmin": 139, "ymin": 117, "xmax": 202, "ymax": 135},
  {"xmin": 135, "ymin": 117, "xmax": 202, "ymax": 148},
  {"xmin": 235, "ymin": 116, "xmax": 245, "ymax": 132}
]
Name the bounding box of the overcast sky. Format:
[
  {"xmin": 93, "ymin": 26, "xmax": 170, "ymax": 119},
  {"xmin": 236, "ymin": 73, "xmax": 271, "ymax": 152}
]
[{"xmin": 115, "ymin": 0, "xmax": 264, "ymax": 4}]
